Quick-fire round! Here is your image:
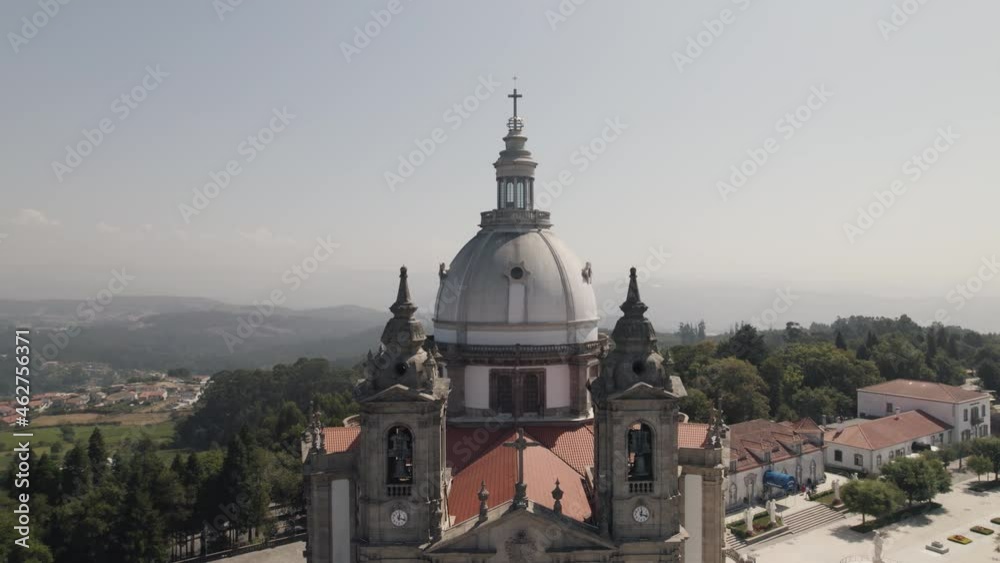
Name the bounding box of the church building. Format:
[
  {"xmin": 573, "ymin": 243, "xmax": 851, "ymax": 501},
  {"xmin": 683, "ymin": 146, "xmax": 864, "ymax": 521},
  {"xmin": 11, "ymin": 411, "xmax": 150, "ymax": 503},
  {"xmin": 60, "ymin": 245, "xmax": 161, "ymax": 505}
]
[{"xmin": 302, "ymin": 88, "xmax": 730, "ymax": 563}]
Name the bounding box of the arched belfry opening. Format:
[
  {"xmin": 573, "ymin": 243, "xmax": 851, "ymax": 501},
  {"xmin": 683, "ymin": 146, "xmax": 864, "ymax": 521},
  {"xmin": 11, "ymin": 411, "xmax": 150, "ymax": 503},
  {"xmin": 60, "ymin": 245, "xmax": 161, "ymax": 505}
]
[
  {"xmin": 627, "ymin": 422, "xmax": 654, "ymax": 482},
  {"xmin": 386, "ymin": 426, "xmax": 413, "ymax": 486}
]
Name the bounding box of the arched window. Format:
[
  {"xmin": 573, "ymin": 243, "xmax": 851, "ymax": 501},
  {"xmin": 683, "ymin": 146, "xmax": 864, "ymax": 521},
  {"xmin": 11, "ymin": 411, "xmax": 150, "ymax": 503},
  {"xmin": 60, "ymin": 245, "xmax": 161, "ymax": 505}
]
[
  {"xmin": 516, "ymin": 180, "xmax": 525, "ymax": 208},
  {"xmin": 386, "ymin": 427, "xmax": 413, "ymax": 485},
  {"xmin": 506, "ymin": 181, "xmax": 514, "ymax": 204},
  {"xmin": 627, "ymin": 422, "xmax": 654, "ymax": 481}
]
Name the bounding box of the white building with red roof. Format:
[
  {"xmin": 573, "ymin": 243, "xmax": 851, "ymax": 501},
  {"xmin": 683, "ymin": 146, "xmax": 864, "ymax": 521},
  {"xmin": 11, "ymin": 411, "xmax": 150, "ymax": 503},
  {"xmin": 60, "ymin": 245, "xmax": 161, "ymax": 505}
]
[
  {"xmin": 857, "ymin": 379, "xmax": 991, "ymax": 442},
  {"xmin": 709, "ymin": 418, "xmax": 826, "ymax": 512},
  {"xmin": 824, "ymin": 410, "xmax": 952, "ymax": 475},
  {"xmin": 302, "ymin": 92, "xmax": 729, "ymax": 563}
]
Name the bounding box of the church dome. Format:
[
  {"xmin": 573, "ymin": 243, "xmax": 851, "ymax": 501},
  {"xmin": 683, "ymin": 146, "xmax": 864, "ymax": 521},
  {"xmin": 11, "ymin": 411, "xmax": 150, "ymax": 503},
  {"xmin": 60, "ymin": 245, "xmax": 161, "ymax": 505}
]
[
  {"xmin": 432, "ymin": 89, "xmax": 599, "ymax": 347},
  {"xmin": 434, "ymin": 227, "xmax": 598, "ymax": 343}
]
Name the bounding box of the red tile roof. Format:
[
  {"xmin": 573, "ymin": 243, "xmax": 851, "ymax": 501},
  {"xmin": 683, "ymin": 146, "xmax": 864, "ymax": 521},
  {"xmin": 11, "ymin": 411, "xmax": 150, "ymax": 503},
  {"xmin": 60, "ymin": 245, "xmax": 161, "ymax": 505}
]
[
  {"xmin": 447, "ymin": 428, "xmax": 592, "ymax": 525},
  {"xmin": 678, "ymin": 423, "xmax": 711, "ymax": 449},
  {"xmin": 824, "ymin": 410, "xmax": 951, "ymax": 451},
  {"xmin": 447, "ymin": 423, "xmax": 594, "ymax": 477},
  {"xmin": 781, "ymin": 417, "xmax": 822, "ymax": 433},
  {"xmin": 323, "ymin": 426, "xmax": 361, "ymax": 453},
  {"xmin": 729, "ymin": 419, "xmax": 822, "ymax": 472},
  {"xmin": 518, "ymin": 423, "xmax": 594, "ymax": 476},
  {"xmin": 326, "ymin": 423, "xmax": 597, "ymax": 524},
  {"xmin": 860, "ymin": 379, "xmax": 989, "ymax": 403}
]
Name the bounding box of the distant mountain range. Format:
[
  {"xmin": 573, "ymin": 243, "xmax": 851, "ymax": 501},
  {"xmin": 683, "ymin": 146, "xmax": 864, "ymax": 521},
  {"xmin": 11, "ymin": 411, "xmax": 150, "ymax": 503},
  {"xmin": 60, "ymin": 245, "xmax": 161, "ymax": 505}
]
[
  {"xmin": 0, "ymin": 297, "xmax": 390, "ymax": 374},
  {"xmin": 1, "ymin": 278, "xmax": 995, "ymax": 376}
]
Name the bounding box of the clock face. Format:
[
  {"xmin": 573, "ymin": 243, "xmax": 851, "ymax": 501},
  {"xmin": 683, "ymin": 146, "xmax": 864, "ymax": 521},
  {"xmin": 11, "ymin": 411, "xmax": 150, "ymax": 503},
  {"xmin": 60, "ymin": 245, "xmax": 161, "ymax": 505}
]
[
  {"xmin": 632, "ymin": 505, "xmax": 651, "ymax": 523},
  {"xmin": 390, "ymin": 509, "xmax": 408, "ymax": 527}
]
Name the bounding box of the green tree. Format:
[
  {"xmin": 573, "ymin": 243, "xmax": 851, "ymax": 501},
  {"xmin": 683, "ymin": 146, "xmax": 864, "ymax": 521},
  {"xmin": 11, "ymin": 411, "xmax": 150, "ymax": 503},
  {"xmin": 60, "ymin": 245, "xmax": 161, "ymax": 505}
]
[
  {"xmin": 59, "ymin": 425, "xmax": 76, "ymax": 443},
  {"xmin": 702, "ymin": 358, "xmax": 770, "ymax": 422},
  {"xmin": 856, "ymin": 343, "xmax": 871, "ymax": 361},
  {"xmin": 87, "ymin": 428, "xmax": 108, "ymax": 484},
  {"xmin": 678, "ymin": 322, "xmax": 698, "ymax": 345},
  {"xmin": 60, "ymin": 444, "xmax": 92, "ymax": 500},
  {"xmin": 967, "ymin": 455, "xmax": 993, "ymax": 482},
  {"xmin": 946, "ymin": 334, "xmax": 961, "ymax": 359},
  {"xmin": 716, "ymin": 324, "xmax": 768, "ymax": 367},
  {"xmin": 926, "ymin": 327, "xmax": 938, "ymax": 363},
  {"xmin": 774, "ymin": 343, "xmax": 881, "ymax": 413},
  {"xmin": 935, "ymin": 325, "xmax": 947, "ymax": 349},
  {"xmin": 670, "ymin": 341, "xmax": 716, "ymax": 382},
  {"xmin": 208, "ymin": 430, "xmax": 272, "ymax": 544},
  {"xmin": 840, "ymin": 478, "xmax": 905, "ymax": 524},
  {"xmin": 785, "ymin": 322, "xmax": 806, "ymax": 343},
  {"xmin": 35, "ymin": 453, "xmax": 61, "ymax": 500},
  {"xmin": 971, "ymin": 437, "xmax": 1000, "ymax": 479},
  {"xmin": 866, "ymin": 331, "xmax": 879, "ymax": 349},
  {"xmin": 977, "ymin": 359, "xmax": 1000, "ymax": 395},
  {"xmin": 0, "ymin": 510, "xmax": 54, "ymax": 563},
  {"xmin": 933, "ymin": 355, "xmax": 965, "ymax": 385},
  {"xmin": 835, "ymin": 331, "xmax": 847, "ymax": 350},
  {"xmin": 880, "ymin": 456, "xmax": 952, "ymax": 506},
  {"xmin": 872, "ymin": 335, "xmax": 935, "ymax": 381},
  {"xmin": 790, "ymin": 386, "xmax": 844, "ymax": 423},
  {"xmin": 48, "ymin": 482, "xmax": 121, "ymax": 563},
  {"xmin": 679, "ymin": 388, "xmax": 713, "ymax": 423},
  {"xmin": 112, "ymin": 439, "xmax": 184, "ymax": 560},
  {"xmin": 758, "ymin": 356, "xmax": 786, "ymax": 415}
]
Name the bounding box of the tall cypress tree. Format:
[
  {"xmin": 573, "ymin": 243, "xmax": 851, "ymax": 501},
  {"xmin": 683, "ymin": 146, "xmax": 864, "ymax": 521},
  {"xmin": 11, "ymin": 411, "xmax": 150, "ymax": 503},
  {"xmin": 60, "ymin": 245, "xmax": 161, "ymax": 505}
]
[
  {"xmin": 926, "ymin": 327, "xmax": 938, "ymax": 363},
  {"xmin": 856, "ymin": 343, "xmax": 871, "ymax": 361},
  {"xmin": 87, "ymin": 428, "xmax": 108, "ymax": 484},
  {"xmin": 835, "ymin": 331, "xmax": 847, "ymax": 350},
  {"xmin": 947, "ymin": 334, "xmax": 961, "ymax": 359},
  {"xmin": 865, "ymin": 331, "xmax": 879, "ymax": 349},
  {"xmin": 60, "ymin": 445, "xmax": 92, "ymax": 500},
  {"xmin": 935, "ymin": 325, "xmax": 948, "ymax": 348}
]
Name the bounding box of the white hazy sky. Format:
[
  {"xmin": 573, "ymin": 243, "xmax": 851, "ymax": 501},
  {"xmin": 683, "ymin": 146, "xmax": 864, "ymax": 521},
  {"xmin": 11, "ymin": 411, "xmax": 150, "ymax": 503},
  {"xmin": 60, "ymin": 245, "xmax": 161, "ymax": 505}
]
[{"xmin": 2, "ymin": 0, "xmax": 999, "ymax": 308}]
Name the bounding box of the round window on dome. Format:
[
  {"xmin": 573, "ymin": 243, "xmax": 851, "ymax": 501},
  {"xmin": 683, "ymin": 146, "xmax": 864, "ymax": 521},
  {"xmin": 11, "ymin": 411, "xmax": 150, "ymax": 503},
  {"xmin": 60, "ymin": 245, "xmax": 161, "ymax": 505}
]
[
  {"xmin": 395, "ymin": 362, "xmax": 408, "ymax": 376},
  {"xmin": 510, "ymin": 267, "xmax": 525, "ymax": 280},
  {"xmin": 632, "ymin": 360, "xmax": 646, "ymax": 375}
]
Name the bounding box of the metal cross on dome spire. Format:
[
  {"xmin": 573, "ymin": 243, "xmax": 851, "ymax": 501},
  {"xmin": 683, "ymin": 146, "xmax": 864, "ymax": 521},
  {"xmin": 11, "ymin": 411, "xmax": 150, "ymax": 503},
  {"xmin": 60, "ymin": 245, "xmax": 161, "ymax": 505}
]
[
  {"xmin": 508, "ymin": 75, "xmax": 522, "ymax": 117},
  {"xmin": 506, "ymin": 76, "xmax": 524, "ymax": 131}
]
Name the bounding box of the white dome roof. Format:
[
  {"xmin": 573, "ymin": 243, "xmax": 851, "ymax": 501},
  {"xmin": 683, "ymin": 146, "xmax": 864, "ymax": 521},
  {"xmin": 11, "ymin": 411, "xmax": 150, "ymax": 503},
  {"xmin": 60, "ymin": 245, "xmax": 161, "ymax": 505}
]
[{"xmin": 433, "ymin": 226, "xmax": 599, "ymax": 345}]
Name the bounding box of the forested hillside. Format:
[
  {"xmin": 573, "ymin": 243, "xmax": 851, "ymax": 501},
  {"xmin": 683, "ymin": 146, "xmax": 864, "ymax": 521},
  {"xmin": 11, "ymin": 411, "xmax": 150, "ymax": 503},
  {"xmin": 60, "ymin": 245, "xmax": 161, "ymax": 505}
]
[{"xmin": 675, "ymin": 315, "xmax": 1000, "ymax": 424}]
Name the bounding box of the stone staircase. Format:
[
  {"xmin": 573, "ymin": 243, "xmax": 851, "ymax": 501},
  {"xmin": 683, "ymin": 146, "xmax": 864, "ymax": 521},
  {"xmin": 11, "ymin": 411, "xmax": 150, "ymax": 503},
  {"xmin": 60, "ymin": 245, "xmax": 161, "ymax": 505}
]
[
  {"xmin": 783, "ymin": 504, "xmax": 846, "ymax": 534},
  {"xmin": 725, "ymin": 504, "xmax": 845, "ymax": 550},
  {"xmin": 725, "ymin": 530, "xmax": 748, "ymax": 551}
]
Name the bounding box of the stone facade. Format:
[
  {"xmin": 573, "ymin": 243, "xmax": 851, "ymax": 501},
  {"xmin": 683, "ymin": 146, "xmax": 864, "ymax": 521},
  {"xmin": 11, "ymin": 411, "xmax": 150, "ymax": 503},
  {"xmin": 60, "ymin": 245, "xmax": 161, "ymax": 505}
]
[
  {"xmin": 302, "ymin": 92, "xmax": 727, "ymax": 562},
  {"xmin": 302, "ymin": 268, "xmax": 728, "ymax": 562}
]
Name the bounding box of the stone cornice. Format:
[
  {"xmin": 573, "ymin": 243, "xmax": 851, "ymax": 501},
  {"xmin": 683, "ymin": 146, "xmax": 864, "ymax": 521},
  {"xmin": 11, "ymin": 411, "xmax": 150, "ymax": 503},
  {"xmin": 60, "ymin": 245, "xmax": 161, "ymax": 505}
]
[{"xmin": 439, "ymin": 341, "xmax": 603, "ymax": 364}]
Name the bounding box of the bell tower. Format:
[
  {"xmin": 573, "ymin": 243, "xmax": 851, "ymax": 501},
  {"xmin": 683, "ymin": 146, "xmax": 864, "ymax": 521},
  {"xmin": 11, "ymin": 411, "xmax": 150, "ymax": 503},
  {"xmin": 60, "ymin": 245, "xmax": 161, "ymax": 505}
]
[
  {"xmin": 590, "ymin": 268, "xmax": 687, "ymax": 559},
  {"xmin": 353, "ymin": 267, "xmax": 451, "ymax": 558}
]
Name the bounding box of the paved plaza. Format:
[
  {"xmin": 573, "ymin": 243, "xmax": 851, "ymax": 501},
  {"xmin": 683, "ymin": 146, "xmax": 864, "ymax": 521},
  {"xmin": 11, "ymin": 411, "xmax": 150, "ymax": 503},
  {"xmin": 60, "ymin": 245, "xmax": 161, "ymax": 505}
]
[
  {"xmin": 743, "ymin": 471, "xmax": 1000, "ymax": 563},
  {"xmin": 226, "ymin": 542, "xmax": 305, "ymax": 563},
  {"xmin": 224, "ymin": 473, "xmax": 1000, "ymax": 563}
]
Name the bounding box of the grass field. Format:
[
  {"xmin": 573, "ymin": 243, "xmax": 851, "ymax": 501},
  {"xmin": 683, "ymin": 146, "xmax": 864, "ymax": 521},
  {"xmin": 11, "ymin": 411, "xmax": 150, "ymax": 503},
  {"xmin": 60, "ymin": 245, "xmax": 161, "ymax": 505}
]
[
  {"xmin": 31, "ymin": 411, "xmax": 175, "ymax": 427},
  {"xmin": 0, "ymin": 420, "xmax": 179, "ymax": 468}
]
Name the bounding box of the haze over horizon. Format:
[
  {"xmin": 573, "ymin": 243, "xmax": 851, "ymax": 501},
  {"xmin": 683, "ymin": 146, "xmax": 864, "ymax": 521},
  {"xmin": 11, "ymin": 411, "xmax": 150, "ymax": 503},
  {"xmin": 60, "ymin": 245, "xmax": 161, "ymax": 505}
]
[{"xmin": 4, "ymin": 1, "xmax": 999, "ymax": 329}]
